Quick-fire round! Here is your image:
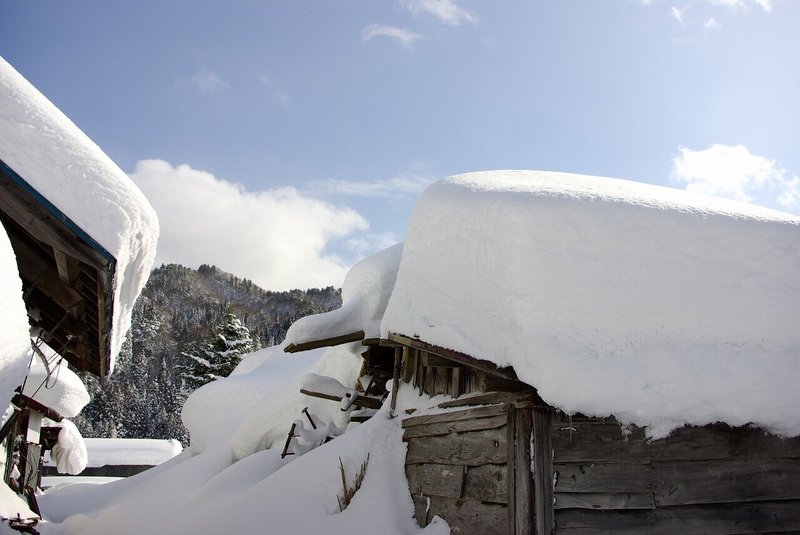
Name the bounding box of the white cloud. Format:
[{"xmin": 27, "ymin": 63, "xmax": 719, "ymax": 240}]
[
  {"xmin": 404, "ymin": 0, "xmax": 478, "ymax": 26},
  {"xmin": 671, "ymin": 5, "xmax": 687, "ymax": 24},
  {"xmin": 189, "ymin": 68, "xmax": 230, "ymax": 95},
  {"xmin": 362, "ymin": 25, "xmax": 422, "ymax": 47},
  {"xmin": 671, "ymin": 144, "xmax": 800, "ymax": 211},
  {"xmin": 708, "ymin": 0, "xmax": 771, "ymax": 12},
  {"xmin": 704, "ymin": 17, "xmax": 721, "ymax": 29},
  {"xmin": 311, "ymin": 176, "xmax": 435, "ymax": 198},
  {"xmin": 129, "ymin": 159, "xmax": 371, "ymax": 290}
]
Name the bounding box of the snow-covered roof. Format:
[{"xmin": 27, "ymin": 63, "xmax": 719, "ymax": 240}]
[
  {"xmin": 0, "ymin": 56, "xmax": 158, "ymax": 373},
  {"xmin": 284, "ymin": 243, "xmax": 402, "ymax": 352},
  {"xmin": 378, "ymin": 170, "xmax": 800, "ymax": 437}
]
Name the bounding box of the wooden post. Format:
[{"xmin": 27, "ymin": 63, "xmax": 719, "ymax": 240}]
[
  {"xmin": 532, "ymin": 408, "xmax": 554, "ymax": 535},
  {"xmin": 390, "ymin": 346, "xmax": 402, "ymax": 417},
  {"xmin": 514, "ymin": 408, "xmax": 535, "ymax": 535}
]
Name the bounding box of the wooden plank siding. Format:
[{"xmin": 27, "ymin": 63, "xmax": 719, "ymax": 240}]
[
  {"xmin": 404, "ymin": 405, "xmax": 518, "ymax": 534},
  {"xmin": 394, "ymin": 334, "xmax": 800, "ymax": 534},
  {"xmin": 550, "ymin": 412, "xmax": 800, "ymax": 533}
]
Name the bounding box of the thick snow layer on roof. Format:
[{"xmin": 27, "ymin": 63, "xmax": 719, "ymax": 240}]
[
  {"xmin": 0, "ymin": 57, "xmax": 159, "ymax": 371},
  {"xmin": 21, "ymin": 351, "xmax": 89, "ymax": 418},
  {"xmin": 382, "ymin": 170, "xmax": 800, "ymax": 437},
  {"xmin": 0, "ymin": 226, "xmax": 31, "ymax": 405},
  {"xmin": 284, "ymin": 242, "xmax": 403, "ymax": 347}
]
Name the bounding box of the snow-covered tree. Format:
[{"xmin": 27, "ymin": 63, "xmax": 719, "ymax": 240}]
[{"xmin": 183, "ymin": 310, "xmax": 254, "ymax": 391}]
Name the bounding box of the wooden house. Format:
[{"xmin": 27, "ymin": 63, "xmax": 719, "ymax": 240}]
[
  {"xmin": 287, "ymin": 327, "xmax": 800, "ymax": 534},
  {"xmin": 0, "ymin": 159, "xmax": 116, "ymax": 378},
  {"xmin": 0, "ymin": 155, "xmax": 120, "ymax": 518},
  {"xmin": 283, "ymin": 170, "xmax": 800, "ymax": 534},
  {"xmin": 1, "ymin": 57, "xmax": 157, "ymax": 524},
  {"xmin": 389, "ymin": 332, "xmax": 800, "ymax": 535}
]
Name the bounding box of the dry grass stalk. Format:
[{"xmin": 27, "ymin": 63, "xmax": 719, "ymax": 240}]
[{"xmin": 337, "ymin": 453, "xmax": 370, "ymax": 512}]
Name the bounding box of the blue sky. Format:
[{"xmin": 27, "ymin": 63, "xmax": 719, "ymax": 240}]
[{"xmin": 2, "ymin": 0, "xmax": 798, "ymax": 289}]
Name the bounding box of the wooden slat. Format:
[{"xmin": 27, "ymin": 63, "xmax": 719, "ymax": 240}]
[
  {"xmin": 532, "ymin": 408, "xmax": 554, "ymax": 535},
  {"xmin": 12, "ymin": 235, "xmax": 84, "ymax": 312},
  {"xmin": 554, "ymin": 462, "xmax": 654, "ymax": 493},
  {"xmin": 406, "ymin": 427, "xmax": 507, "ymax": 466},
  {"xmin": 402, "ymin": 404, "xmax": 508, "ymax": 428},
  {"xmin": 653, "ymin": 458, "xmax": 800, "ymax": 506},
  {"xmin": 426, "ymin": 495, "xmax": 509, "ymax": 535},
  {"xmin": 554, "ymin": 492, "xmax": 655, "ymax": 510},
  {"xmin": 421, "ymin": 352, "xmax": 459, "ymax": 368},
  {"xmin": 507, "ymin": 407, "xmax": 517, "ymax": 535},
  {"xmin": 464, "ymin": 463, "xmax": 508, "ymax": 504},
  {"xmin": 388, "ymin": 332, "xmax": 517, "ymax": 381},
  {"xmin": 402, "ymin": 347, "xmax": 415, "ymax": 383},
  {"xmin": 554, "ymin": 500, "xmax": 800, "ymax": 534},
  {"xmin": 403, "ymin": 413, "xmax": 507, "ymax": 439},
  {"xmin": 406, "ymin": 463, "xmax": 464, "ymax": 499},
  {"xmin": 438, "ymin": 389, "xmax": 544, "ymax": 409}
]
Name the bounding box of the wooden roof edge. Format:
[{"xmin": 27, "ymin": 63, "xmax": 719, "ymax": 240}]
[
  {"xmin": 0, "ymin": 159, "xmax": 116, "ymax": 264},
  {"xmin": 387, "ymin": 332, "xmax": 518, "ymax": 381},
  {"xmin": 284, "ymin": 330, "xmax": 366, "ymax": 354}
]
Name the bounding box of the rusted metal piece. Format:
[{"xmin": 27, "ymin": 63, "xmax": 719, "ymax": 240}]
[{"xmin": 280, "ymin": 422, "xmax": 298, "ymax": 459}]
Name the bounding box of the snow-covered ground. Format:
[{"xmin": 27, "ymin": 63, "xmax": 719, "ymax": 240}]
[{"xmin": 37, "ymin": 344, "xmax": 445, "ymax": 535}]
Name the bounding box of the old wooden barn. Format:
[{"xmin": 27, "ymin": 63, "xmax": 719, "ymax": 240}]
[{"xmin": 283, "ymin": 170, "xmax": 800, "ymax": 534}]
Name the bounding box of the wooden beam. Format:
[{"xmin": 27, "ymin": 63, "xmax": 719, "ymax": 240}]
[
  {"xmin": 438, "ymin": 390, "xmax": 547, "ymax": 410},
  {"xmin": 298, "ymin": 388, "xmax": 383, "ymax": 410},
  {"xmin": 284, "ymin": 330, "xmax": 365, "ymax": 353},
  {"xmin": 388, "ymin": 332, "xmax": 517, "ymax": 381},
  {"xmin": 10, "ymin": 232, "xmax": 83, "ymax": 313},
  {"xmin": 402, "ymin": 404, "xmax": 508, "ymax": 428},
  {"xmin": 532, "ymin": 408, "xmax": 554, "ymax": 535}
]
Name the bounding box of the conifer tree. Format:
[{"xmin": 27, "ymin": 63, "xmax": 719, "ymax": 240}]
[{"xmin": 183, "ymin": 310, "xmax": 254, "ymax": 391}]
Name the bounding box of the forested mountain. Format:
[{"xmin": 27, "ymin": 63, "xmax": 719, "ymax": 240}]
[{"xmin": 73, "ymin": 264, "xmax": 341, "ymax": 445}]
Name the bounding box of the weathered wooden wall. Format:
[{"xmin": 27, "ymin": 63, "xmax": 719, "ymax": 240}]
[
  {"xmin": 550, "ymin": 413, "xmax": 800, "ymax": 534},
  {"xmin": 403, "ymin": 404, "xmax": 517, "ymax": 534}
]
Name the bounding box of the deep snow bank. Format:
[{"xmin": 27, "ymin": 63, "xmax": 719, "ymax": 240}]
[
  {"xmin": 381, "ymin": 170, "xmax": 800, "ymax": 437},
  {"xmin": 0, "ymin": 57, "xmax": 159, "ymax": 371}
]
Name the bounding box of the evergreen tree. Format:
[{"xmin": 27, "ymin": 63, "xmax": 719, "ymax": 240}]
[{"xmin": 183, "ymin": 310, "xmax": 254, "ymax": 390}]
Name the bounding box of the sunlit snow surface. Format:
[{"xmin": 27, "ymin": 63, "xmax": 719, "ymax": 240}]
[
  {"xmin": 382, "ymin": 170, "xmax": 800, "ymax": 437},
  {"xmin": 39, "ymin": 345, "xmax": 445, "ymax": 535},
  {"xmin": 33, "ymin": 171, "xmax": 800, "ymax": 534},
  {"xmin": 0, "ymin": 57, "xmax": 158, "ymax": 371},
  {"xmin": 285, "ymin": 242, "xmax": 403, "ymax": 346}
]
